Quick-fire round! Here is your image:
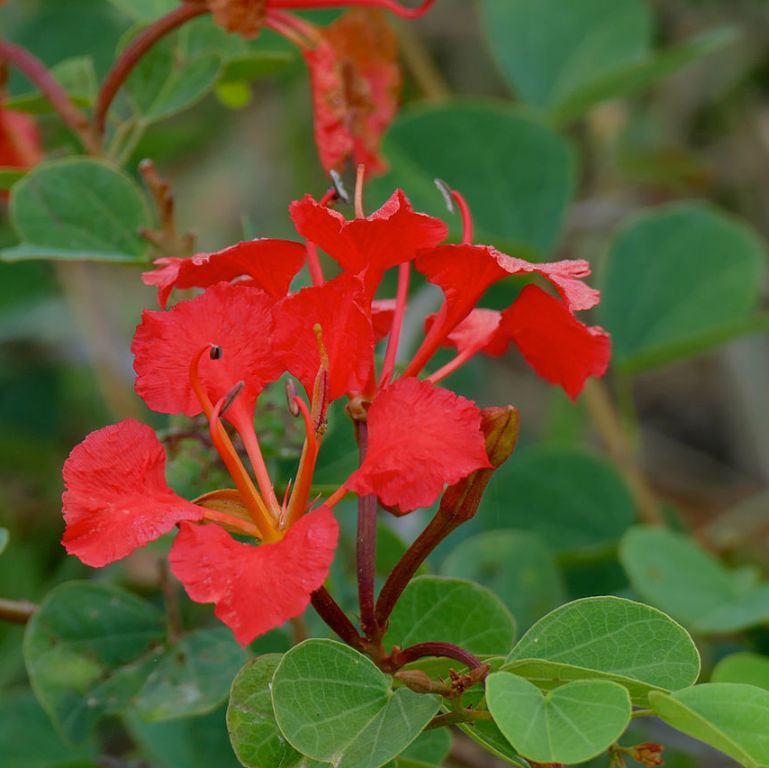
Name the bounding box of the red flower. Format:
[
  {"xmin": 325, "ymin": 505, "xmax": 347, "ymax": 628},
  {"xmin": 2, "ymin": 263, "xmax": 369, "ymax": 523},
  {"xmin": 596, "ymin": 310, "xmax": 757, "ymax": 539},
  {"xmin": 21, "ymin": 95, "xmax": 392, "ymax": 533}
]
[
  {"xmin": 62, "ymin": 420, "xmax": 203, "ymax": 567},
  {"xmin": 0, "ymin": 104, "xmax": 42, "ymax": 171},
  {"xmin": 290, "ymin": 189, "xmax": 447, "ymax": 296},
  {"xmin": 346, "ymin": 377, "xmax": 491, "ymax": 512},
  {"xmin": 142, "ymin": 239, "xmax": 306, "ymax": 309},
  {"xmin": 302, "ymin": 8, "xmax": 400, "ymax": 174},
  {"xmin": 170, "ymin": 506, "xmax": 338, "ymax": 645},
  {"xmin": 132, "ymin": 282, "xmax": 283, "ymax": 426}
]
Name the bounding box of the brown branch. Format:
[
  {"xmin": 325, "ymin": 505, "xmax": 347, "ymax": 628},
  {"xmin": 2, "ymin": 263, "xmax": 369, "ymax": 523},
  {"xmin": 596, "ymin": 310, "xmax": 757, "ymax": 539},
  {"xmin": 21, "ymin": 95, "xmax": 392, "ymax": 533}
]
[
  {"xmin": 0, "ymin": 597, "xmax": 37, "ymax": 624},
  {"xmin": 0, "ymin": 40, "xmax": 99, "ymax": 154},
  {"xmin": 94, "ymin": 2, "xmax": 210, "ymax": 138}
]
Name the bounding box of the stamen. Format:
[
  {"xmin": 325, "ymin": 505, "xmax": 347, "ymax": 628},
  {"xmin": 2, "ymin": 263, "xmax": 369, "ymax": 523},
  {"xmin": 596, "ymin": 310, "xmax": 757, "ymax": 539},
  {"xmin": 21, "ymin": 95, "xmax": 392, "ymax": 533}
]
[
  {"xmin": 401, "ymin": 304, "xmax": 448, "ymax": 379},
  {"xmin": 200, "ymin": 508, "xmax": 263, "ymax": 539},
  {"xmin": 434, "ymin": 178, "xmax": 454, "ymax": 213},
  {"xmin": 210, "ymin": 345, "xmax": 223, "ymax": 360},
  {"xmin": 325, "ymin": 485, "xmax": 348, "ymax": 508},
  {"xmin": 307, "ymin": 241, "xmax": 325, "ymax": 286},
  {"xmin": 313, "ymin": 323, "xmax": 330, "ymax": 372},
  {"xmin": 329, "ymin": 169, "xmax": 351, "ymax": 204},
  {"xmin": 220, "ymin": 381, "xmax": 245, "ymax": 417},
  {"xmin": 354, "ymin": 164, "xmax": 366, "ymax": 219},
  {"xmin": 312, "ymin": 323, "xmax": 330, "ymax": 429},
  {"xmin": 285, "ymin": 393, "xmax": 321, "ymax": 528},
  {"xmin": 434, "ymin": 178, "xmax": 473, "ymax": 244},
  {"xmin": 379, "ymin": 262, "xmax": 411, "ymax": 388},
  {"xmin": 426, "ymin": 344, "xmax": 483, "ymax": 385},
  {"xmin": 285, "ymin": 378, "xmax": 301, "ymax": 417}
]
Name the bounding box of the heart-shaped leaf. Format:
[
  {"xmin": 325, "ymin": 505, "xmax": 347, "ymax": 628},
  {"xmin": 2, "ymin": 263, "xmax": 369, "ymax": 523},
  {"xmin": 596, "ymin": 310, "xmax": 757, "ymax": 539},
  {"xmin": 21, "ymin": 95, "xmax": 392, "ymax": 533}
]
[
  {"xmin": 620, "ymin": 526, "xmax": 769, "ymax": 633},
  {"xmin": 24, "ymin": 581, "xmax": 243, "ymax": 741},
  {"xmin": 506, "ymin": 596, "xmax": 700, "ymax": 704},
  {"xmin": 272, "ymin": 639, "xmax": 440, "ymax": 768},
  {"xmin": 440, "ymin": 530, "xmax": 564, "ymax": 631},
  {"xmin": 4, "ymin": 159, "xmax": 152, "ymax": 263},
  {"xmin": 487, "ymin": 673, "xmax": 631, "ymax": 764},
  {"xmin": 384, "ymin": 576, "xmax": 516, "ymax": 657},
  {"xmin": 600, "ymin": 203, "xmax": 767, "ymax": 372},
  {"xmin": 227, "ymin": 654, "xmax": 324, "ymax": 768},
  {"xmin": 650, "ymin": 683, "xmax": 769, "ymax": 767},
  {"xmin": 387, "ymin": 730, "xmax": 452, "ymax": 768}
]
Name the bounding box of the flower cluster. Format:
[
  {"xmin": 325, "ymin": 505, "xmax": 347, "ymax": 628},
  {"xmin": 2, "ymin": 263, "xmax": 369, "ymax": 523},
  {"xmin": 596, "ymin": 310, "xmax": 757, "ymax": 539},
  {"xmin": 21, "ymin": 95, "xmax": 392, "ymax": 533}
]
[{"xmin": 62, "ymin": 175, "xmax": 608, "ymax": 646}]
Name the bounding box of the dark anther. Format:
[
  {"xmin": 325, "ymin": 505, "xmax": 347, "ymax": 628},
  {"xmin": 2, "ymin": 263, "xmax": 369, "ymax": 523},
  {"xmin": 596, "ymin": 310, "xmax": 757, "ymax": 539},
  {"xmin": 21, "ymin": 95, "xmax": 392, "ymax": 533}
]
[
  {"xmin": 285, "ymin": 379, "xmax": 300, "ymax": 417},
  {"xmin": 209, "ymin": 345, "xmax": 223, "ymax": 360},
  {"xmin": 434, "ymin": 178, "xmax": 454, "ymax": 213},
  {"xmin": 330, "ymin": 169, "xmax": 351, "ymax": 205},
  {"xmin": 220, "ymin": 381, "xmax": 245, "ymax": 416}
]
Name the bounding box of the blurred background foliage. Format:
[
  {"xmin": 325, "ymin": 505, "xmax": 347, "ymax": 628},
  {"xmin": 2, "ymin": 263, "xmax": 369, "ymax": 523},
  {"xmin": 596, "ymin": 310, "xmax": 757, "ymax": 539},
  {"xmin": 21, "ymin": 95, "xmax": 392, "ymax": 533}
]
[{"xmin": 3, "ymin": 0, "xmax": 769, "ymax": 765}]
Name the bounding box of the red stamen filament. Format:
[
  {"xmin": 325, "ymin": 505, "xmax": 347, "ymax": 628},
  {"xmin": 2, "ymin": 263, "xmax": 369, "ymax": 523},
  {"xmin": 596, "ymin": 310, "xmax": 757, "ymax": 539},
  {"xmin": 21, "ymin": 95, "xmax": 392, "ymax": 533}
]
[
  {"xmin": 285, "ymin": 394, "xmax": 320, "ymax": 528},
  {"xmin": 306, "ymin": 187, "xmax": 337, "ymax": 286},
  {"xmin": 267, "ymin": 9, "xmax": 323, "ymax": 47},
  {"xmin": 451, "ymin": 188, "xmax": 474, "ymax": 244},
  {"xmin": 189, "ymin": 347, "xmax": 279, "ymax": 542},
  {"xmin": 379, "ymin": 262, "xmax": 411, "ymax": 388},
  {"xmin": 401, "ymin": 304, "xmax": 447, "ymax": 379},
  {"xmin": 265, "ymin": 12, "xmax": 313, "ymax": 48},
  {"xmin": 200, "ymin": 508, "xmax": 263, "ymax": 538},
  {"xmin": 271, "ymin": 0, "xmax": 437, "ymax": 19},
  {"xmin": 426, "ymin": 342, "xmax": 485, "ymax": 385},
  {"xmin": 325, "ymin": 485, "xmax": 349, "ymax": 508},
  {"xmin": 354, "ymin": 164, "xmax": 366, "ymax": 219}
]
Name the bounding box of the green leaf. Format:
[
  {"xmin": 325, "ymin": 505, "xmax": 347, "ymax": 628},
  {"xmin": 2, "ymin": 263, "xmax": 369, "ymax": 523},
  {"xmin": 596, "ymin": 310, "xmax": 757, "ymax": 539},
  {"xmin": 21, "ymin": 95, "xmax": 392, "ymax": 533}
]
[
  {"xmin": 5, "ymin": 56, "xmax": 97, "ymax": 113},
  {"xmin": 106, "ymin": 0, "xmax": 176, "ymax": 21},
  {"xmin": 376, "ymin": 102, "xmax": 574, "ymax": 253},
  {"xmin": 620, "ymin": 526, "xmax": 769, "ymax": 633},
  {"xmin": 391, "ymin": 729, "xmax": 451, "ymax": 768},
  {"xmin": 272, "ymin": 639, "xmax": 440, "ymax": 768},
  {"xmin": 127, "ymin": 705, "xmax": 243, "ymax": 768},
  {"xmin": 0, "ymin": 168, "xmax": 27, "ymax": 191},
  {"xmin": 600, "ymin": 203, "xmax": 767, "ymax": 372},
  {"xmin": 227, "ymin": 654, "xmax": 324, "ymax": 768},
  {"xmin": 0, "ymin": 688, "xmax": 99, "ymax": 767},
  {"xmin": 24, "ymin": 581, "xmax": 166, "ymax": 743},
  {"xmin": 24, "ymin": 581, "xmax": 243, "ymax": 742},
  {"xmin": 440, "ymin": 530, "xmax": 565, "ymax": 631},
  {"xmin": 712, "ymin": 653, "xmax": 769, "ymax": 692},
  {"xmin": 487, "ymin": 673, "xmax": 632, "ymax": 764},
  {"xmin": 4, "ymin": 159, "xmax": 151, "ymax": 263},
  {"xmin": 384, "ymin": 576, "xmax": 516, "ymax": 657},
  {"xmin": 505, "ymin": 596, "xmax": 700, "ymax": 705},
  {"xmin": 0, "ymin": 527, "xmax": 7, "ymax": 555},
  {"xmin": 481, "ymin": 0, "xmax": 651, "ymax": 110},
  {"xmin": 479, "ymin": 447, "xmax": 636, "ymax": 557},
  {"xmin": 135, "ymin": 627, "xmax": 245, "ymax": 722},
  {"xmin": 123, "ymin": 24, "xmax": 222, "ymax": 123},
  {"xmin": 650, "ymin": 683, "xmax": 769, "ymax": 767}
]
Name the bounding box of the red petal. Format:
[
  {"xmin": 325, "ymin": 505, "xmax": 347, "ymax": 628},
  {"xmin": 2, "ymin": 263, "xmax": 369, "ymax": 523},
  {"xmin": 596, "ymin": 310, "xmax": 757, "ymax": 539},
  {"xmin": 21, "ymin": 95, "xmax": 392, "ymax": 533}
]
[
  {"xmin": 499, "ymin": 285, "xmax": 611, "ymax": 399},
  {"xmin": 346, "ymin": 378, "xmax": 490, "ymax": 512},
  {"xmin": 304, "ymin": 9, "xmax": 400, "ymax": 174},
  {"xmin": 169, "ymin": 506, "xmax": 339, "ymax": 645},
  {"xmin": 132, "ymin": 282, "xmax": 282, "ymax": 422},
  {"xmin": 290, "ymin": 189, "xmax": 446, "ymax": 295},
  {"xmin": 413, "ymin": 244, "xmax": 599, "ymax": 369},
  {"xmin": 273, "ymin": 273, "xmax": 374, "ymax": 401},
  {"xmin": 142, "ymin": 239, "xmax": 306, "ymax": 309},
  {"xmin": 0, "ymin": 106, "xmax": 42, "ymax": 169},
  {"xmin": 62, "ymin": 420, "xmax": 202, "ymax": 567},
  {"xmin": 372, "ymin": 299, "xmax": 397, "ymax": 341}
]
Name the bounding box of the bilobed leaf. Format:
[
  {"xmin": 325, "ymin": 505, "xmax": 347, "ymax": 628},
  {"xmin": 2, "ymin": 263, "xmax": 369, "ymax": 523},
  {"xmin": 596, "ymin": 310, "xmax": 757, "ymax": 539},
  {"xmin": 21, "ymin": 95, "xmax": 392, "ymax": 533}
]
[
  {"xmin": 384, "ymin": 576, "xmax": 516, "ymax": 657},
  {"xmin": 480, "ymin": 447, "xmax": 636, "ymax": 556},
  {"xmin": 712, "ymin": 653, "xmax": 769, "ymax": 692},
  {"xmin": 600, "ymin": 203, "xmax": 767, "ymax": 372},
  {"xmin": 440, "ymin": 530, "xmax": 564, "ymax": 631},
  {"xmin": 620, "ymin": 526, "xmax": 769, "ymax": 633},
  {"xmin": 127, "ymin": 705, "xmax": 242, "ymax": 768},
  {"xmin": 135, "ymin": 627, "xmax": 245, "ymax": 722},
  {"xmin": 650, "ymin": 683, "xmax": 769, "ymax": 767},
  {"xmin": 24, "ymin": 581, "xmax": 165, "ymax": 743},
  {"xmin": 4, "ymin": 158, "xmax": 151, "ymax": 263},
  {"xmin": 487, "ymin": 673, "xmax": 632, "ymax": 764},
  {"xmin": 227, "ymin": 654, "xmax": 325, "ymax": 768},
  {"xmin": 506, "ymin": 596, "xmax": 700, "ymax": 704},
  {"xmin": 271, "ymin": 639, "xmax": 440, "ymax": 768},
  {"xmin": 0, "ymin": 688, "xmax": 99, "ymax": 768},
  {"xmin": 391, "ymin": 729, "xmax": 451, "ymax": 768},
  {"xmin": 376, "ymin": 102, "xmax": 573, "ymax": 253},
  {"xmin": 481, "ymin": 0, "xmax": 651, "ymax": 109}
]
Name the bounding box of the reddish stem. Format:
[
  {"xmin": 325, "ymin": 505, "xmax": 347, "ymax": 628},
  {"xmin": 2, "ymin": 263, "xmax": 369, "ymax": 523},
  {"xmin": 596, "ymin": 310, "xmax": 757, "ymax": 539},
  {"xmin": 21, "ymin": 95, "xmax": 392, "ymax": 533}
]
[
  {"xmin": 379, "ymin": 262, "xmax": 410, "ymax": 388},
  {"xmin": 0, "ymin": 598, "xmax": 37, "ymax": 624},
  {"xmin": 272, "ymin": 0, "xmax": 436, "ymax": 19},
  {"xmin": 311, "ymin": 587, "xmax": 367, "ymax": 651},
  {"xmin": 356, "ymin": 421, "xmax": 378, "ymax": 639},
  {"xmin": 94, "ymin": 2, "xmax": 209, "ymax": 138},
  {"xmin": 390, "ymin": 642, "xmax": 484, "ymax": 671},
  {"xmin": 0, "ymin": 40, "xmax": 99, "ymax": 154}
]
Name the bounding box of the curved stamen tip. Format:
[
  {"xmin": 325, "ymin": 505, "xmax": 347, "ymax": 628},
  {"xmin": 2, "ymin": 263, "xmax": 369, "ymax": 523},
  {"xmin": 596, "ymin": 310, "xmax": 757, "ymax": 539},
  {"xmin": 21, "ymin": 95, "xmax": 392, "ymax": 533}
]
[
  {"xmin": 209, "ymin": 344, "xmax": 223, "ymax": 360},
  {"xmin": 434, "ymin": 178, "xmax": 454, "ymax": 213},
  {"xmin": 329, "ymin": 169, "xmax": 351, "ymax": 205},
  {"xmin": 220, "ymin": 381, "xmax": 245, "ymax": 417},
  {"xmin": 285, "ymin": 378, "xmax": 301, "ymax": 417}
]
